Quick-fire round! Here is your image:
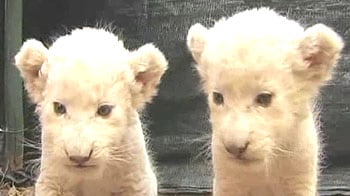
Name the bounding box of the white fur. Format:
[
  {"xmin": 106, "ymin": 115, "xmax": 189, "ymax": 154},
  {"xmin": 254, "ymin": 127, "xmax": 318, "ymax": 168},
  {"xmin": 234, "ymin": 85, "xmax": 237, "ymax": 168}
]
[
  {"xmin": 187, "ymin": 8, "xmax": 343, "ymax": 196},
  {"xmin": 15, "ymin": 27, "xmax": 168, "ymax": 196}
]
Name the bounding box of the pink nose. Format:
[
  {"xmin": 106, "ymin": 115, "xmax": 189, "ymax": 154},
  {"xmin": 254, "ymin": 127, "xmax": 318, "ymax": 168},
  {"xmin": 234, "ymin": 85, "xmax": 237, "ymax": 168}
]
[
  {"xmin": 225, "ymin": 142, "xmax": 249, "ymax": 158},
  {"xmin": 67, "ymin": 150, "xmax": 93, "ymax": 165},
  {"xmin": 69, "ymin": 155, "xmax": 90, "ymax": 165}
]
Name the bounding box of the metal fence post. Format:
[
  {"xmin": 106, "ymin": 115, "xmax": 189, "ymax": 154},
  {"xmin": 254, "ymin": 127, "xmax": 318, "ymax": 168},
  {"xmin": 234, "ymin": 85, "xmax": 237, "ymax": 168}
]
[{"xmin": 3, "ymin": 0, "xmax": 24, "ymax": 170}]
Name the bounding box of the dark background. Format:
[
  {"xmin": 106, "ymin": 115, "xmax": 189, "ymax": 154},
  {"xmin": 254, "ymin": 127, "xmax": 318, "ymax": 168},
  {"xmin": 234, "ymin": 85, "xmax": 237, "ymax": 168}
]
[{"xmin": 0, "ymin": 0, "xmax": 349, "ymax": 195}]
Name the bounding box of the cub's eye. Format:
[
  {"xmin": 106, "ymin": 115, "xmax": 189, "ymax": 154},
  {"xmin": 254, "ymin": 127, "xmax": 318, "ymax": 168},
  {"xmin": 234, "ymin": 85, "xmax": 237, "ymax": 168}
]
[
  {"xmin": 53, "ymin": 102, "xmax": 66, "ymax": 115},
  {"xmin": 255, "ymin": 92, "xmax": 273, "ymax": 107},
  {"xmin": 213, "ymin": 92, "xmax": 224, "ymax": 105},
  {"xmin": 97, "ymin": 105, "xmax": 114, "ymax": 117}
]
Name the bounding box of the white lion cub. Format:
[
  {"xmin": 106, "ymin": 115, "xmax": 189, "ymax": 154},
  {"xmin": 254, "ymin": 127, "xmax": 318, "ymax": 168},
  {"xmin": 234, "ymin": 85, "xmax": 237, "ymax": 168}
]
[
  {"xmin": 187, "ymin": 8, "xmax": 343, "ymax": 196},
  {"xmin": 15, "ymin": 27, "xmax": 168, "ymax": 196}
]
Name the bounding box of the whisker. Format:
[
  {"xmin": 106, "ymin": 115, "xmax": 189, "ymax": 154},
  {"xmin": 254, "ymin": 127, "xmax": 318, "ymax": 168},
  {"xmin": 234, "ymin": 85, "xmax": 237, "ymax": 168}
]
[
  {"xmin": 95, "ymin": 141, "xmax": 144, "ymax": 165},
  {"xmin": 271, "ymin": 144, "xmax": 298, "ymax": 157},
  {"xmin": 191, "ymin": 134, "xmax": 212, "ymax": 163}
]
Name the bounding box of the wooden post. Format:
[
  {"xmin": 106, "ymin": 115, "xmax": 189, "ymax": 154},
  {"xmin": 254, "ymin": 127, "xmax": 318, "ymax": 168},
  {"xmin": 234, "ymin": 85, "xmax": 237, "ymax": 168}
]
[
  {"xmin": 0, "ymin": 0, "xmax": 5, "ymax": 164},
  {"xmin": 3, "ymin": 0, "xmax": 24, "ymax": 170}
]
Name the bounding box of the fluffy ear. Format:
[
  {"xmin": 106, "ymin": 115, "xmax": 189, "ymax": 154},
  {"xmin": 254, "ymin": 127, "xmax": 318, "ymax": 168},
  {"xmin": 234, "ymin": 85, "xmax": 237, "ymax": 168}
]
[
  {"xmin": 293, "ymin": 24, "xmax": 344, "ymax": 88},
  {"xmin": 129, "ymin": 44, "xmax": 168, "ymax": 110},
  {"xmin": 14, "ymin": 39, "xmax": 48, "ymax": 103},
  {"xmin": 187, "ymin": 23, "xmax": 208, "ymax": 63}
]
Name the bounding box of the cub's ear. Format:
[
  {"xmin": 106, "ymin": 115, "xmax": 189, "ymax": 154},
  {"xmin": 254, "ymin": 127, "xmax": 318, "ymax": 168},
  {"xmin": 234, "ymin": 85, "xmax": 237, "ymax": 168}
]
[
  {"xmin": 187, "ymin": 23, "xmax": 211, "ymax": 86},
  {"xmin": 15, "ymin": 39, "xmax": 48, "ymax": 103},
  {"xmin": 129, "ymin": 44, "xmax": 168, "ymax": 110},
  {"xmin": 293, "ymin": 24, "xmax": 343, "ymax": 91},
  {"xmin": 187, "ymin": 23, "xmax": 208, "ymax": 63}
]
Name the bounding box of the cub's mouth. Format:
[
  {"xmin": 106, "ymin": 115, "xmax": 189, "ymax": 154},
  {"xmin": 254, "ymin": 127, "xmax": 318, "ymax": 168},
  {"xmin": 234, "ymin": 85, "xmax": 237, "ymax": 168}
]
[
  {"xmin": 226, "ymin": 153, "xmax": 263, "ymax": 165},
  {"xmin": 65, "ymin": 164, "xmax": 98, "ymax": 169}
]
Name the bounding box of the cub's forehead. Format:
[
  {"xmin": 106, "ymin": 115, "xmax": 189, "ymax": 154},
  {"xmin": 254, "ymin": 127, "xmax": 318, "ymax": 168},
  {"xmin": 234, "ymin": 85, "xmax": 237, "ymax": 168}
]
[
  {"xmin": 44, "ymin": 28, "xmax": 133, "ymax": 83},
  {"xmin": 49, "ymin": 27, "xmax": 128, "ymax": 58},
  {"xmin": 46, "ymin": 55, "xmax": 131, "ymax": 81},
  {"xmin": 209, "ymin": 8, "xmax": 304, "ymax": 43},
  {"xmin": 42, "ymin": 28, "xmax": 133, "ymax": 101},
  {"xmin": 46, "ymin": 27, "xmax": 130, "ymax": 73},
  {"xmin": 202, "ymin": 8, "xmax": 304, "ymax": 70},
  {"xmin": 45, "ymin": 66, "xmax": 130, "ymax": 106},
  {"xmin": 215, "ymin": 68, "xmax": 293, "ymax": 91}
]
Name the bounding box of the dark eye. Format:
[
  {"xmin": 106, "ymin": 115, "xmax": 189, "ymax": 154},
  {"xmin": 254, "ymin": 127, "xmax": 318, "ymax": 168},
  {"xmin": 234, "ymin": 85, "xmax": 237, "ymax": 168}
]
[
  {"xmin": 213, "ymin": 92, "xmax": 224, "ymax": 105},
  {"xmin": 255, "ymin": 92, "xmax": 273, "ymax": 107},
  {"xmin": 53, "ymin": 102, "xmax": 66, "ymax": 115},
  {"xmin": 97, "ymin": 105, "xmax": 114, "ymax": 117}
]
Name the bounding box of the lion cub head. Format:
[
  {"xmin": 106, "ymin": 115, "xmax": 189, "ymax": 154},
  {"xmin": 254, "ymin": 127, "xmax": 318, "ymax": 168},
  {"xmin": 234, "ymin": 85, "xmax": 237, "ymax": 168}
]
[
  {"xmin": 187, "ymin": 8, "xmax": 343, "ymax": 163},
  {"xmin": 15, "ymin": 27, "xmax": 167, "ymax": 176}
]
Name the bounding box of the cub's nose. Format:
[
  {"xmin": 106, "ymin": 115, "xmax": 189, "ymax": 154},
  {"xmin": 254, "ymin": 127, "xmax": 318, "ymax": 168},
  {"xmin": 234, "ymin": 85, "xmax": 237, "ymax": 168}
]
[
  {"xmin": 225, "ymin": 142, "xmax": 249, "ymax": 158},
  {"xmin": 69, "ymin": 155, "xmax": 90, "ymax": 165},
  {"xmin": 68, "ymin": 150, "xmax": 93, "ymax": 165}
]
